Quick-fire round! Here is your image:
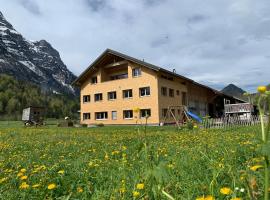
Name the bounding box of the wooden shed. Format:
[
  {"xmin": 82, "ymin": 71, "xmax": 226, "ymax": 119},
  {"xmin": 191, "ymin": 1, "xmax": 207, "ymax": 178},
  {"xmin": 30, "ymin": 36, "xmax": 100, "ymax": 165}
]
[{"xmin": 22, "ymin": 106, "xmax": 45, "ymax": 125}]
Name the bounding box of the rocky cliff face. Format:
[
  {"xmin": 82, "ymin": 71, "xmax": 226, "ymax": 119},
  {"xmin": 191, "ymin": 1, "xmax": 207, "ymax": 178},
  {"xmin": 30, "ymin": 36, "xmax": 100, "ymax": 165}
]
[{"xmin": 0, "ymin": 11, "xmax": 77, "ymax": 95}]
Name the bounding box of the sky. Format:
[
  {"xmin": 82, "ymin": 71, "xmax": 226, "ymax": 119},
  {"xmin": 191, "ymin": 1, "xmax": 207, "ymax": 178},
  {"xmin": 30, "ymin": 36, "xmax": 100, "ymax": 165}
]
[{"xmin": 0, "ymin": 0, "xmax": 269, "ymax": 92}]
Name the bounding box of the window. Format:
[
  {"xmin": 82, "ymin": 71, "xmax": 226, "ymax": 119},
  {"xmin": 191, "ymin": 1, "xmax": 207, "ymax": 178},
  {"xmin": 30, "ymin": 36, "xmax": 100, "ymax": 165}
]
[
  {"xmin": 182, "ymin": 92, "xmax": 187, "ymax": 105},
  {"xmin": 83, "ymin": 113, "xmax": 90, "ymax": 120},
  {"xmin": 169, "ymin": 89, "xmax": 174, "ymax": 97},
  {"xmin": 91, "ymin": 76, "xmax": 97, "ymax": 84},
  {"xmin": 108, "ymin": 91, "xmax": 117, "ymax": 100},
  {"xmin": 95, "ymin": 112, "xmax": 108, "ymax": 120},
  {"xmin": 123, "ymin": 89, "xmax": 133, "ymax": 98},
  {"xmin": 83, "ymin": 95, "xmax": 90, "ymax": 103},
  {"xmin": 94, "ymin": 93, "xmax": 103, "ymax": 101},
  {"xmin": 123, "ymin": 110, "xmax": 133, "ymax": 119},
  {"xmin": 140, "ymin": 109, "xmax": 151, "ymax": 118},
  {"xmin": 132, "ymin": 68, "xmax": 141, "ymax": 77},
  {"xmin": 161, "ymin": 87, "xmax": 167, "ymax": 96},
  {"xmin": 139, "ymin": 87, "xmax": 150, "ymax": 97},
  {"xmin": 176, "ymin": 90, "xmax": 180, "ymax": 95},
  {"xmin": 110, "ymin": 73, "xmax": 128, "ymax": 80},
  {"xmin": 162, "ymin": 109, "xmax": 168, "ymax": 117},
  {"xmin": 112, "ymin": 111, "xmax": 117, "ymax": 120}
]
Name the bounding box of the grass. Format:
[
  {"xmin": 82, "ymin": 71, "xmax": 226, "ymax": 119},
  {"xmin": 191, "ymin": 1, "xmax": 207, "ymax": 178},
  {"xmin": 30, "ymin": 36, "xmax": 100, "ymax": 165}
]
[{"xmin": 0, "ymin": 122, "xmax": 266, "ymax": 199}]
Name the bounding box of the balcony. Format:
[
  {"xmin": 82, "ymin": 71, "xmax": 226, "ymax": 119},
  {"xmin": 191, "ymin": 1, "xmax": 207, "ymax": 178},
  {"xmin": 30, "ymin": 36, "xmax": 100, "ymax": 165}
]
[{"xmin": 101, "ymin": 60, "xmax": 129, "ymax": 82}]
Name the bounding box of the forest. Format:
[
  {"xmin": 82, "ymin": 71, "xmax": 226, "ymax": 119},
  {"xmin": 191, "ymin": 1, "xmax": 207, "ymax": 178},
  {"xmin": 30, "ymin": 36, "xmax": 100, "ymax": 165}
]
[{"xmin": 0, "ymin": 75, "xmax": 79, "ymax": 120}]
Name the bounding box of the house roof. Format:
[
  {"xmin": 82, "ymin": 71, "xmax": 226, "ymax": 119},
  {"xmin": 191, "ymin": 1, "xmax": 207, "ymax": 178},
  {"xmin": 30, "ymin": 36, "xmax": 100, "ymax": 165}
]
[{"xmin": 72, "ymin": 48, "xmax": 246, "ymax": 102}]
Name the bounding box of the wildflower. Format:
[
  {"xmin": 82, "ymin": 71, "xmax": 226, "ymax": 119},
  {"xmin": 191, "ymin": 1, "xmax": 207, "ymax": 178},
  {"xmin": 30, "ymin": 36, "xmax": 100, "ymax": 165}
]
[
  {"xmin": 48, "ymin": 183, "xmax": 56, "ymax": 190},
  {"xmin": 32, "ymin": 184, "xmax": 41, "ymax": 188},
  {"xmin": 20, "ymin": 175, "xmax": 28, "ymax": 180},
  {"xmin": 133, "ymin": 191, "xmax": 140, "ymax": 197},
  {"xmin": 77, "ymin": 187, "xmax": 83, "ymax": 193},
  {"xmin": 196, "ymin": 195, "xmax": 215, "ymax": 200},
  {"xmin": 240, "ymin": 188, "xmax": 245, "ymax": 193},
  {"xmin": 122, "ymin": 146, "xmax": 127, "ymax": 150},
  {"xmin": 136, "ymin": 183, "xmax": 144, "ymax": 190},
  {"xmin": 119, "ymin": 187, "xmax": 126, "ymax": 193},
  {"xmin": 105, "ymin": 153, "xmax": 109, "ymax": 160},
  {"xmin": 231, "ymin": 198, "xmax": 241, "ymax": 200},
  {"xmin": 20, "ymin": 168, "xmax": 26, "ymax": 173},
  {"xmin": 17, "ymin": 172, "xmax": 24, "ymax": 177},
  {"xmin": 250, "ymin": 165, "xmax": 263, "ymax": 171},
  {"xmin": 58, "ymin": 170, "xmax": 65, "ymax": 174},
  {"xmin": 19, "ymin": 182, "xmax": 29, "ymax": 189},
  {"xmin": 257, "ymin": 86, "xmax": 267, "ymax": 93},
  {"xmin": 220, "ymin": 187, "xmax": 232, "ymax": 195},
  {"xmin": 0, "ymin": 177, "xmax": 8, "ymax": 183},
  {"xmin": 133, "ymin": 108, "xmax": 140, "ymax": 113}
]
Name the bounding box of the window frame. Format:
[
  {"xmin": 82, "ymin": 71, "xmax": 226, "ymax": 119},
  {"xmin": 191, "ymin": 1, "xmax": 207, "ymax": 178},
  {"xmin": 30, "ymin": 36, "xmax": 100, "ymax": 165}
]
[
  {"xmin": 169, "ymin": 88, "xmax": 174, "ymax": 97},
  {"xmin": 132, "ymin": 68, "xmax": 142, "ymax": 77},
  {"xmin": 140, "ymin": 109, "xmax": 151, "ymax": 118},
  {"xmin": 123, "ymin": 110, "xmax": 133, "ymax": 119},
  {"xmin": 112, "ymin": 111, "xmax": 117, "ymax": 120},
  {"xmin": 161, "ymin": 87, "xmax": 167, "ymax": 96},
  {"xmin": 83, "ymin": 95, "xmax": 90, "ymax": 103},
  {"xmin": 95, "ymin": 112, "xmax": 108, "ymax": 120},
  {"xmin": 123, "ymin": 89, "xmax": 133, "ymax": 99},
  {"xmin": 91, "ymin": 76, "xmax": 97, "ymax": 84},
  {"xmin": 139, "ymin": 87, "xmax": 150, "ymax": 97},
  {"xmin": 94, "ymin": 93, "xmax": 103, "ymax": 102},
  {"xmin": 108, "ymin": 91, "xmax": 117, "ymax": 100},
  {"xmin": 83, "ymin": 113, "xmax": 91, "ymax": 120}
]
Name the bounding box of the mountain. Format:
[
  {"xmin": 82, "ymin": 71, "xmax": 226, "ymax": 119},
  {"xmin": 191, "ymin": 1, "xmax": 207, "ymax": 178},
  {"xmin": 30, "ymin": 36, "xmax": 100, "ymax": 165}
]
[
  {"xmin": 221, "ymin": 84, "xmax": 246, "ymax": 98},
  {"xmin": 0, "ymin": 11, "xmax": 77, "ymax": 95}
]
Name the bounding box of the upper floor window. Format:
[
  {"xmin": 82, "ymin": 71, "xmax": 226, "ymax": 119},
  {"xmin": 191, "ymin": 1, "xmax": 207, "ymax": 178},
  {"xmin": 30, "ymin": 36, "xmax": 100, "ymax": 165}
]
[
  {"xmin": 108, "ymin": 91, "xmax": 117, "ymax": 100},
  {"xmin": 169, "ymin": 88, "xmax": 174, "ymax": 97},
  {"xmin": 161, "ymin": 87, "xmax": 167, "ymax": 96},
  {"xmin": 95, "ymin": 112, "xmax": 108, "ymax": 120},
  {"xmin": 83, "ymin": 95, "xmax": 90, "ymax": 103},
  {"xmin": 139, "ymin": 87, "xmax": 150, "ymax": 97},
  {"xmin": 94, "ymin": 93, "xmax": 103, "ymax": 101},
  {"xmin": 123, "ymin": 89, "xmax": 133, "ymax": 98},
  {"xmin": 123, "ymin": 110, "xmax": 133, "ymax": 119},
  {"xmin": 182, "ymin": 92, "xmax": 187, "ymax": 105},
  {"xmin": 176, "ymin": 90, "xmax": 180, "ymax": 96},
  {"xmin": 91, "ymin": 76, "xmax": 97, "ymax": 84},
  {"xmin": 110, "ymin": 73, "xmax": 128, "ymax": 80},
  {"xmin": 83, "ymin": 113, "xmax": 90, "ymax": 120},
  {"xmin": 132, "ymin": 68, "xmax": 141, "ymax": 77},
  {"xmin": 140, "ymin": 109, "xmax": 151, "ymax": 118}
]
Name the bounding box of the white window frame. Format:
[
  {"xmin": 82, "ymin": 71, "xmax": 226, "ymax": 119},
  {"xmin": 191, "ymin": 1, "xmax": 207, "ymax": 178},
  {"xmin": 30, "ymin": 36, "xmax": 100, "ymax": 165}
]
[
  {"xmin": 123, "ymin": 89, "xmax": 133, "ymax": 99},
  {"xmin": 123, "ymin": 110, "xmax": 133, "ymax": 119},
  {"xmin": 83, "ymin": 95, "xmax": 90, "ymax": 103},
  {"xmin": 139, "ymin": 87, "xmax": 150, "ymax": 97},
  {"xmin": 108, "ymin": 91, "xmax": 117, "ymax": 100},
  {"xmin": 94, "ymin": 93, "xmax": 103, "ymax": 101},
  {"xmin": 132, "ymin": 68, "xmax": 141, "ymax": 77},
  {"xmin": 112, "ymin": 111, "xmax": 117, "ymax": 120},
  {"xmin": 95, "ymin": 112, "xmax": 108, "ymax": 120}
]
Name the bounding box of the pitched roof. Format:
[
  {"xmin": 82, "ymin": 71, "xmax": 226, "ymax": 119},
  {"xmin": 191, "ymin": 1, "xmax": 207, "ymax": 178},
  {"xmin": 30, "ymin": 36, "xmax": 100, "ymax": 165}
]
[{"xmin": 72, "ymin": 48, "xmax": 246, "ymax": 102}]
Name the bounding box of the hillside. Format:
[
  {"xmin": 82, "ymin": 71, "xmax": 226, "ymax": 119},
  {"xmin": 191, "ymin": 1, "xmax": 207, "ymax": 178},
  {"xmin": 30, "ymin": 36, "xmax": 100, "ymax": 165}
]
[
  {"xmin": 221, "ymin": 84, "xmax": 246, "ymax": 98},
  {"xmin": 0, "ymin": 11, "xmax": 77, "ymax": 95},
  {"xmin": 0, "ymin": 75, "xmax": 79, "ymax": 120}
]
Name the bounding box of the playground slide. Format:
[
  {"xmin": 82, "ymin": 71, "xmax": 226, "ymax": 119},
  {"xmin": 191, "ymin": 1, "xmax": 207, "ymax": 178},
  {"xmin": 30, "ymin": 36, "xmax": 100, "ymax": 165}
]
[{"xmin": 186, "ymin": 111, "xmax": 203, "ymax": 123}]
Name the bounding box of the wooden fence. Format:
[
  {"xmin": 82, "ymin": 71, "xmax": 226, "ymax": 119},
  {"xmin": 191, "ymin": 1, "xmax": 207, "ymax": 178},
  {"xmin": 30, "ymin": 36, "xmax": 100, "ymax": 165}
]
[{"xmin": 202, "ymin": 115, "xmax": 268, "ymax": 129}]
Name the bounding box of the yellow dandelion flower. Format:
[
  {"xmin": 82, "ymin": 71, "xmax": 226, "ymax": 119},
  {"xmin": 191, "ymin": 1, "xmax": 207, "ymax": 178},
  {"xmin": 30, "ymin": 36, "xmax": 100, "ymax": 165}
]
[
  {"xmin": 17, "ymin": 172, "xmax": 24, "ymax": 177},
  {"xmin": 122, "ymin": 146, "xmax": 127, "ymax": 150},
  {"xmin": 136, "ymin": 183, "xmax": 144, "ymax": 190},
  {"xmin": 119, "ymin": 187, "xmax": 126, "ymax": 193},
  {"xmin": 0, "ymin": 177, "xmax": 8, "ymax": 183},
  {"xmin": 231, "ymin": 198, "xmax": 241, "ymax": 200},
  {"xmin": 133, "ymin": 108, "xmax": 140, "ymax": 113},
  {"xmin": 77, "ymin": 187, "xmax": 83, "ymax": 193},
  {"xmin": 19, "ymin": 182, "xmax": 29, "ymax": 189},
  {"xmin": 20, "ymin": 168, "xmax": 26, "ymax": 173},
  {"xmin": 58, "ymin": 170, "xmax": 65, "ymax": 174},
  {"xmin": 48, "ymin": 183, "xmax": 56, "ymax": 190},
  {"xmin": 257, "ymin": 86, "xmax": 267, "ymax": 93},
  {"xmin": 196, "ymin": 195, "xmax": 215, "ymax": 200},
  {"xmin": 133, "ymin": 191, "xmax": 140, "ymax": 197},
  {"xmin": 250, "ymin": 165, "xmax": 263, "ymax": 171},
  {"xmin": 32, "ymin": 184, "xmax": 41, "ymax": 188},
  {"xmin": 220, "ymin": 187, "xmax": 232, "ymax": 195},
  {"xmin": 20, "ymin": 175, "xmax": 28, "ymax": 180},
  {"xmin": 105, "ymin": 153, "xmax": 109, "ymax": 160}
]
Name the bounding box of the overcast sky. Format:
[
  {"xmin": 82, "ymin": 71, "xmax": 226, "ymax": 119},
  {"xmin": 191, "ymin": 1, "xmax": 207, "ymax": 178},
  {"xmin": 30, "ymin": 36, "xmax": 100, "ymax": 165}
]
[{"xmin": 1, "ymin": 0, "xmax": 269, "ymax": 92}]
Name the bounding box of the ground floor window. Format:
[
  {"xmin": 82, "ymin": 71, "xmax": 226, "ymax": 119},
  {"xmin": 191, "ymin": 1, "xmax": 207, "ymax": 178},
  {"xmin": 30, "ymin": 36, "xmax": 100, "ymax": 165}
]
[
  {"xmin": 162, "ymin": 109, "xmax": 168, "ymax": 117},
  {"xmin": 123, "ymin": 110, "xmax": 133, "ymax": 119},
  {"xmin": 140, "ymin": 109, "xmax": 151, "ymax": 118},
  {"xmin": 83, "ymin": 113, "xmax": 90, "ymax": 120},
  {"xmin": 112, "ymin": 111, "xmax": 117, "ymax": 120},
  {"xmin": 95, "ymin": 112, "xmax": 108, "ymax": 120}
]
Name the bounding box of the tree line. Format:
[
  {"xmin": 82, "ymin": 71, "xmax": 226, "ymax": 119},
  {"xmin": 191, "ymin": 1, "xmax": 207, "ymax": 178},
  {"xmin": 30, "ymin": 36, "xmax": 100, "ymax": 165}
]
[{"xmin": 0, "ymin": 74, "xmax": 79, "ymax": 120}]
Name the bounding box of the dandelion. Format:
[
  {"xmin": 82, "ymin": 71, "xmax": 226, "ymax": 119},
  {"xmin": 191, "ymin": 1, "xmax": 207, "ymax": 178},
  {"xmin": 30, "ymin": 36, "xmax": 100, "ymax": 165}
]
[
  {"xmin": 196, "ymin": 195, "xmax": 215, "ymax": 200},
  {"xmin": 48, "ymin": 183, "xmax": 56, "ymax": 190},
  {"xmin": 250, "ymin": 165, "xmax": 263, "ymax": 171},
  {"xmin": 257, "ymin": 86, "xmax": 267, "ymax": 93},
  {"xmin": 20, "ymin": 175, "xmax": 28, "ymax": 180},
  {"xmin": 19, "ymin": 182, "xmax": 29, "ymax": 189},
  {"xmin": 58, "ymin": 170, "xmax": 65, "ymax": 174},
  {"xmin": 17, "ymin": 172, "xmax": 24, "ymax": 177},
  {"xmin": 0, "ymin": 177, "xmax": 8, "ymax": 183},
  {"xmin": 77, "ymin": 187, "xmax": 83, "ymax": 193},
  {"xmin": 32, "ymin": 184, "xmax": 41, "ymax": 188},
  {"xmin": 133, "ymin": 108, "xmax": 140, "ymax": 113},
  {"xmin": 231, "ymin": 198, "xmax": 241, "ymax": 200},
  {"xmin": 20, "ymin": 168, "xmax": 26, "ymax": 173},
  {"xmin": 136, "ymin": 183, "xmax": 144, "ymax": 190},
  {"xmin": 105, "ymin": 153, "xmax": 109, "ymax": 160},
  {"xmin": 133, "ymin": 191, "xmax": 140, "ymax": 197},
  {"xmin": 119, "ymin": 187, "xmax": 126, "ymax": 194},
  {"xmin": 220, "ymin": 187, "xmax": 233, "ymax": 195}
]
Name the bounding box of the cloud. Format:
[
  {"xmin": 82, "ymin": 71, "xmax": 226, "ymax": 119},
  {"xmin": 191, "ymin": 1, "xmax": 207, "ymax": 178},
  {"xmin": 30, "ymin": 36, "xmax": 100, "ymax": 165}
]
[{"xmin": 0, "ymin": 0, "xmax": 269, "ymax": 92}]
